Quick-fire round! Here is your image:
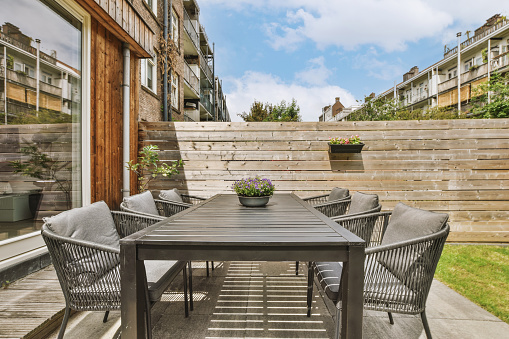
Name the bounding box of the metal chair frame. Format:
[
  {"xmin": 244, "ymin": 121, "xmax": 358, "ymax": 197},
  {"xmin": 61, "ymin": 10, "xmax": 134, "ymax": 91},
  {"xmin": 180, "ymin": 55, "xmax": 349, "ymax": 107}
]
[
  {"xmin": 307, "ymin": 211, "xmax": 450, "ymax": 339},
  {"xmin": 42, "ymin": 211, "xmax": 190, "ymax": 339}
]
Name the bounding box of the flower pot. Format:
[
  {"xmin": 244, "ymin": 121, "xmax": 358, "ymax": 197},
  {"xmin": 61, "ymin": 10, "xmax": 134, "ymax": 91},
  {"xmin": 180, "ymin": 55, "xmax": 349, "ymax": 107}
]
[
  {"xmin": 238, "ymin": 196, "xmax": 271, "ymax": 207},
  {"xmin": 328, "ymin": 143, "xmax": 364, "ymax": 153}
]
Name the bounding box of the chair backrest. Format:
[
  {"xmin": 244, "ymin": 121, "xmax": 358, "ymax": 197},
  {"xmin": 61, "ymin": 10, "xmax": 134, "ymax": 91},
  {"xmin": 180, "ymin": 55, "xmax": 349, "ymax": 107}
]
[
  {"xmin": 328, "ymin": 187, "xmax": 350, "ymax": 202},
  {"xmin": 347, "ymin": 192, "xmax": 380, "ymax": 215},
  {"xmin": 41, "ymin": 202, "xmax": 123, "ymax": 311},
  {"xmin": 159, "ymin": 188, "xmax": 184, "ymax": 203},
  {"xmin": 121, "ymin": 191, "xmax": 161, "ymax": 217}
]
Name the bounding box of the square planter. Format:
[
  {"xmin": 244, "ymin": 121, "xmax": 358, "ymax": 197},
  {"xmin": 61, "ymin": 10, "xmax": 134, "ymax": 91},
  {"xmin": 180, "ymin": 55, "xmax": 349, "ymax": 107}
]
[{"xmin": 328, "ymin": 143, "xmax": 364, "ymax": 153}]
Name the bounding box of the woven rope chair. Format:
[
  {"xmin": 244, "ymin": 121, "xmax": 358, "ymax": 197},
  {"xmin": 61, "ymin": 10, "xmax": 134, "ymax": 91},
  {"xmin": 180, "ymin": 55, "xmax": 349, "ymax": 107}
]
[
  {"xmin": 157, "ymin": 191, "xmax": 216, "ymax": 277},
  {"xmin": 308, "ymin": 209, "xmax": 450, "ymax": 339},
  {"xmin": 296, "ymin": 194, "xmax": 381, "ymax": 275},
  {"xmin": 42, "ymin": 210, "xmax": 189, "ymax": 339},
  {"xmin": 302, "ymin": 187, "xmax": 351, "ymax": 206},
  {"xmin": 120, "ymin": 199, "xmax": 191, "ymax": 219}
]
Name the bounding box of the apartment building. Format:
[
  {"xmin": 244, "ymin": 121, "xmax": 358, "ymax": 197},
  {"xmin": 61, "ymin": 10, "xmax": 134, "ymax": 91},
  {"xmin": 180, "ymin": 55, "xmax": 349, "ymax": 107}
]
[
  {"xmin": 318, "ymin": 97, "xmax": 360, "ymax": 122},
  {"xmin": 138, "ymin": 0, "xmax": 230, "ymax": 122},
  {"xmin": 0, "ymin": 23, "xmax": 80, "ymax": 120},
  {"xmin": 360, "ymin": 14, "xmax": 509, "ymax": 114}
]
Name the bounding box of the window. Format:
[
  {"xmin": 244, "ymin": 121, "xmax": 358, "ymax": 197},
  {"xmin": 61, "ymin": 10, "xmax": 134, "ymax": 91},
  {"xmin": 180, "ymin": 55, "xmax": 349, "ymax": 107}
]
[
  {"xmin": 24, "ymin": 65, "xmax": 35, "ymax": 77},
  {"xmin": 464, "ymin": 59, "xmax": 473, "ymax": 72},
  {"xmin": 475, "ymin": 57, "xmax": 483, "ymax": 65},
  {"xmin": 448, "ymin": 67, "xmax": 457, "ymax": 80},
  {"xmin": 171, "ymin": 72, "xmax": 178, "ymax": 108},
  {"xmin": 42, "ymin": 72, "xmax": 52, "ymax": 85},
  {"xmin": 0, "ymin": 0, "xmax": 85, "ymax": 256},
  {"xmin": 141, "ymin": 54, "xmax": 157, "ymax": 93},
  {"xmin": 144, "ymin": 0, "xmax": 157, "ymax": 15},
  {"xmin": 170, "ymin": 10, "xmax": 179, "ymax": 44}
]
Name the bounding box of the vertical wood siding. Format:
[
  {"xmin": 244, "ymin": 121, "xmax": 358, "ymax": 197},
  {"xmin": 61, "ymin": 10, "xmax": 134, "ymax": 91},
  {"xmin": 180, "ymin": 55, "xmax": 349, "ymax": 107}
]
[
  {"xmin": 90, "ymin": 18, "xmax": 125, "ymax": 210},
  {"xmin": 139, "ymin": 119, "xmax": 509, "ymax": 243}
]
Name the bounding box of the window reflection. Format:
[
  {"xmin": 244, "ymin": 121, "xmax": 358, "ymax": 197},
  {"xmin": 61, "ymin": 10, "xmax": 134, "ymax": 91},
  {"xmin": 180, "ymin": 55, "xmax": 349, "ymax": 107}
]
[{"xmin": 0, "ymin": 0, "xmax": 82, "ymax": 242}]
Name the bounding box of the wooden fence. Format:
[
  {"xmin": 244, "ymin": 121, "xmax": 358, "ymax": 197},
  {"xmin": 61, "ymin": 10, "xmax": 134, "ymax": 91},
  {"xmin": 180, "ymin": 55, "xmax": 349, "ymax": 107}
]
[
  {"xmin": 139, "ymin": 119, "xmax": 509, "ymax": 243},
  {"xmin": 0, "ymin": 123, "xmax": 75, "ymax": 220}
]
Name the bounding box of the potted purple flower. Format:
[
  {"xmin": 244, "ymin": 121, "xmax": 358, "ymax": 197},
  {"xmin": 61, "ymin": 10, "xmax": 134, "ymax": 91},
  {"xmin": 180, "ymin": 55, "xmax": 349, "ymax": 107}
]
[{"xmin": 231, "ymin": 177, "xmax": 276, "ymax": 207}]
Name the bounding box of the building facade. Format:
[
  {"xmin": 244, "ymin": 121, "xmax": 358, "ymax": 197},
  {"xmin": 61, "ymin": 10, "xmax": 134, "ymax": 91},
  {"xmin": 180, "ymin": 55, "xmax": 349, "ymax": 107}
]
[
  {"xmin": 318, "ymin": 97, "xmax": 359, "ymax": 122},
  {"xmin": 357, "ymin": 15, "xmax": 509, "ymax": 114}
]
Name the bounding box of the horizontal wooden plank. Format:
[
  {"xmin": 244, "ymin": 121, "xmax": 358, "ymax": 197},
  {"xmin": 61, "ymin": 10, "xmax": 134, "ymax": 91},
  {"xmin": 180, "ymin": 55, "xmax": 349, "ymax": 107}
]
[{"xmin": 139, "ymin": 119, "xmax": 509, "ymax": 132}]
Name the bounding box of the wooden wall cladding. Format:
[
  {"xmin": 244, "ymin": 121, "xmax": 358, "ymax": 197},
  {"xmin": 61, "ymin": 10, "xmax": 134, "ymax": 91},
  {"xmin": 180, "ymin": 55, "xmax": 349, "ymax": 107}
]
[
  {"xmin": 139, "ymin": 119, "xmax": 509, "ymax": 243},
  {"xmin": 75, "ymin": 0, "xmax": 153, "ymax": 57},
  {"xmin": 90, "ymin": 18, "xmax": 126, "ymax": 210}
]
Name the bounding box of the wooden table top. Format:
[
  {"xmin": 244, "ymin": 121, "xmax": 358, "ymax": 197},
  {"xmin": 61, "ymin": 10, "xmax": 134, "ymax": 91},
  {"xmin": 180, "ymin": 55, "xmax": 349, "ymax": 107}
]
[{"xmin": 122, "ymin": 194, "xmax": 364, "ymax": 247}]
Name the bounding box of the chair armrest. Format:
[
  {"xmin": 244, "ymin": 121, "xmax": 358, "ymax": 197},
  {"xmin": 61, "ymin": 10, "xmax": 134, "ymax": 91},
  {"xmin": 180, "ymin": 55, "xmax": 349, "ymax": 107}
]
[
  {"xmin": 314, "ymin": 199, "xmax": 351, "ymax": 218},
  {"xmin": 120, "ymin": 202, "xmax": 163, "ymax": 219},
  {"xmin": 332, "ymin": 211, "xmax": 390, "ymax": 247},
  {"xmin": 155, "ymin": 199, "xmax": 192, "ymax": 217},
  {"xmin": 181, "ymin": 194, "xmax": 207, "ymax": 205},
  {"xmin": 111, "ymin": 211, "xmax": 163, "ymax": 238},
  {"xmin": 302, "ymin": 194, "xmax": 330, "ymax": 205}
]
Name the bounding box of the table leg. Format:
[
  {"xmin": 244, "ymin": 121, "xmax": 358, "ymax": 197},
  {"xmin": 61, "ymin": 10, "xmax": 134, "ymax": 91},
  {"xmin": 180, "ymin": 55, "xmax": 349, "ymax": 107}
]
[
  {"xmin": 339, "ymin": 245, "xmax": 365, "ymax": 339},
  {"xmin": 121, "ymin": 242, "xmax": 147, "ymax": 338}
]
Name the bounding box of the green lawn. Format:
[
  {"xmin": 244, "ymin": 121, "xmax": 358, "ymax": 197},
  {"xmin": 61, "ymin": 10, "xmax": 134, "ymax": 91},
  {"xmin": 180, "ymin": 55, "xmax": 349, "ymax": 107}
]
[{"xmin": 435, "ymin": 245, "xmax": 509, "ymax": 324}]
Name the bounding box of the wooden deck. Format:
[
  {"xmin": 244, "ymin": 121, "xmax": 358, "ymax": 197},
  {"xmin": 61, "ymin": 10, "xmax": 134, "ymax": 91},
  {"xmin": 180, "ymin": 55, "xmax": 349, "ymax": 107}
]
[{"xmin": 0, "ymin": 266, "xmax": 66, "ymax": 339}]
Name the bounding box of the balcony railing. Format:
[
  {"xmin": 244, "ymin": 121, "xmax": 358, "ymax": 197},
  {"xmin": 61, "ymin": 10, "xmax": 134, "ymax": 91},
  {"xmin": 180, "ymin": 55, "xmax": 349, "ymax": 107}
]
[
  {"xmin": 199, "ymin": 51, "xmax": 213, "ymax": 82},
  {"xmin": 492, "ymin": 51, "xmax": 509, "ymax": 70},
  {"xmin": 200, "ymin": 89, "xmax": 212, "ymax": 113},
  {"xmin": 5, "ymin": 68, "xmax": 62, "ymax": 97},
  {"xmin": 0, "ymin": 65, "xmax": 4, "ymax": 78},
  {"xmin": 438, "ymin": 77, "xmax": 458, "ymax": 93},
  {"xmin": 183, "ymin": 10, "xmax": 199, "ymax": 50},
  {"xmin": 0, "ymin": 31, "xmax": 57, "ymax": 65},
  {"xmin": 184, "ymin": 62, "xmax": 199, "ymax": 94},
  {"xmin": 444, "ymin": 19, "xmax": 509, "ymax": 58},
  {"xmin": 460, "ymin": 63, "xmax": 488, "ymax": 84}
]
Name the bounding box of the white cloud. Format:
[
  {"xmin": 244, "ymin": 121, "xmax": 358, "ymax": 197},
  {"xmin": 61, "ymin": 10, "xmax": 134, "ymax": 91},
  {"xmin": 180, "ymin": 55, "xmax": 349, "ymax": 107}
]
[
  {"xmin": 353, "ymin": 47, "xmax": 404, "ymax": 81},
  {"xmin": 295, "ymin": 56, "xmax": 332, "ymax": 86},
  {"xmin": 224, "ymin": 70, "xmax": 356, "ymax": 122},
  {"xmin": 201, "ymin": 0, "xmax": 507, "ymax": 51}
]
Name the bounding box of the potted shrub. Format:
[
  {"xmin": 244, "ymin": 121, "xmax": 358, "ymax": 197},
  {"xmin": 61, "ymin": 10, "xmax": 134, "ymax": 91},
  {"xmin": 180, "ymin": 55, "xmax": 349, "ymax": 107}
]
[
  {"xmin": 231, "ymin": 177, "xmax": 275, "ymax": 207},
  {"xmin": 328, "ymin": 135, "xmax": 364, "ymax": 153}
]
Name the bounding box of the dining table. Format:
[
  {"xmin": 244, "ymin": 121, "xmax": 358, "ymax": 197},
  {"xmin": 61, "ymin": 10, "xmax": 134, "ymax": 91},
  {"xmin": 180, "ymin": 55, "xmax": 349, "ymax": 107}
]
[{"xmin": 120, "ymin": 193, "xmax": 365, "ymax": 339}]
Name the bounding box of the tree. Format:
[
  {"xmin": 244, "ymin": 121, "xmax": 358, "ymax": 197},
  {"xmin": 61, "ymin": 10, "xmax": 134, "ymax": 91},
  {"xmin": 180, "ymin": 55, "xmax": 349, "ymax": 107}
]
[
  {"xmin": 470, "ymin": 72, "xmax": 509, "ymax": 119},
  {"xmin": 237, "ymin": 100, "xmax": 269, "ymax": 122},
  {"xmin": 238, "ymin": 99, "xmax": 302, "ymax": 122}
]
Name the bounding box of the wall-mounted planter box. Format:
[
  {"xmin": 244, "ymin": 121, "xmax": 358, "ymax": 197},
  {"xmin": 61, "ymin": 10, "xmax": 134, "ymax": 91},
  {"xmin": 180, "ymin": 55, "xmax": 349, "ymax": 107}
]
[{"xmin": 328, "ymin": 143, "xmax": 364, "ymax": 153}]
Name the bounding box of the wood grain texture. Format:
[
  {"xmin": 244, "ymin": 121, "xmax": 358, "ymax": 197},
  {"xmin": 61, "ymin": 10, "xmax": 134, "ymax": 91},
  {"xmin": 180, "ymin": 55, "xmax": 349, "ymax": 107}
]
[{"xmin": 138, "ymin": 120, "xmax": 509, "ymax": 243}]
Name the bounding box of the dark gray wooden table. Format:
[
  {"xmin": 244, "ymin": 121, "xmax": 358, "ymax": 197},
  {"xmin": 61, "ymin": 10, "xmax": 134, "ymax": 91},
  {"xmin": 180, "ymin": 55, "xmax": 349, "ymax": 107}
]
[{"xmin": 120, "ymin": 193, "xmax": 365, "ymax": 339}]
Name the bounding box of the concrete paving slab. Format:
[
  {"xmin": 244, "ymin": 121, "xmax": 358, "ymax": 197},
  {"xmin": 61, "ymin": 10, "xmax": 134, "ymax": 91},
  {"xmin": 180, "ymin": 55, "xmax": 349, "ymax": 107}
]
[{"xmin": 42, "ymin": 261, "xmax": 509, "ymax": 339}]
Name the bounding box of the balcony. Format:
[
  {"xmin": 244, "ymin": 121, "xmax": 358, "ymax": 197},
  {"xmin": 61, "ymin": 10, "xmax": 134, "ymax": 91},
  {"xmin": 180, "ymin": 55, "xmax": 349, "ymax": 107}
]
[
  {"xmin": 4, "ymin": 69, "xmax": 62, "ymax": 97},
  {"xmin": 0, "ymin": 32, "xmax": 57, "ymax": 65},
  {"xmin": 492, "ymin": 52, "xmax": 509, "ymax": 71},
  {"xmin": 438, "ymin": 77, "xmax": 458, "ymax": 93},
  {"xmin": 183, "ymin": 62, "xmax": 199, "ymax": 98},
  {"xmin": 460, "ymin": 63, "xmax": 488, "ymax": 84},
  {"xmin": 200, "ymin": 89, "xmax": 212, "ymax": 113},
  {"xmin": 183, "ymin": 10, "xmax": 199, "ymax": 52},
  {"xmin": 199, "ymin": 50, "xmax": 213, "ymax": 82}
]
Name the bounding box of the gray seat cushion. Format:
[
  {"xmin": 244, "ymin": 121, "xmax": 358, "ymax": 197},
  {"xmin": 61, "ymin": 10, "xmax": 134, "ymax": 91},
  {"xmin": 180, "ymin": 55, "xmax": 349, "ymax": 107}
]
[
  {"xmin": 379, "ymin": 203, "xmax": 449, "ymax": 291},
  {"xmin": 123, "ymin": 191, "xmax": 159, "ymax": 216},
  {"xmin": 43, "ymin": 201, "xmax": 119, "ymax": 249},
  {"xmin": 347, "ymin": 192, "xmax": 379, "ymax": 215},
  {"xmin": 144, "ymin": 260, "xmax": 186, "ymax": 301},
  {"xmin": 328, "ymin": 187, "xmax": 349, "ymax": 202},
  {"xmin": 313, "ymin": 261, "xmax": 343, "ymax": 302},
  {"xmin": 159, "ymin": 188, "xmax": 183, "ymax": 203}
]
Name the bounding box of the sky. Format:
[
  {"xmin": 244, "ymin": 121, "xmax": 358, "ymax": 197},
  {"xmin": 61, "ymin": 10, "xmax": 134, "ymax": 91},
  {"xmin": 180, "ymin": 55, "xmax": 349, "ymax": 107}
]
[
  {"xmin": 0, "ymin": 0, "xmax": 81, "ymax": 70},
  {"xmin": 198, "ymin": 0, "xmax": 508, "ymax": 121}
]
